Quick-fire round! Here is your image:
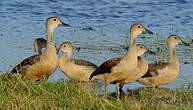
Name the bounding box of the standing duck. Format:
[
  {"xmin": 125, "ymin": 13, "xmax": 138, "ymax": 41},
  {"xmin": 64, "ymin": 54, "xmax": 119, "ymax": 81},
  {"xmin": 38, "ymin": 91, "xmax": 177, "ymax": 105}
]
[
  {"xmin": 11, "ymin": 17, "xmax": 70, "ymax": 81},
  {"xmin": 115, "ymin": 44, "xmax": 154, "ymax": 93},
  {"xmin": 89, "ymin": 24, "xmax": 153, "ymax": 96},
  {"xmin": 91, "ymin": 44, "xmax": 153, "ymax": 94},
  {"xmin": 58, "ymin": 42, "xmax": 98, "ymax": 82},
  {"xmin": 138, "ymin": 35, "xmax": 189, "ymax": 87}
]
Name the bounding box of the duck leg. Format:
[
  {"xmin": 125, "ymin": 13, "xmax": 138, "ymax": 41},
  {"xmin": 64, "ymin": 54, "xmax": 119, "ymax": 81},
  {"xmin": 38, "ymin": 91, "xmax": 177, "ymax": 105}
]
[{"xmin": 116, "ymin": 83, "xmax": 121, "ymax": 100}]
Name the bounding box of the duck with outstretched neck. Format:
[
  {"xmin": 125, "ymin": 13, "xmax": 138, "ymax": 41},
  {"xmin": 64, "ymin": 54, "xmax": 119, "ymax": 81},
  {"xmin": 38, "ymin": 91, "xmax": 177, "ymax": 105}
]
[
  {"xmin": 89, "ymin": 24, "xmax": 153, "ymax": 97},
  {"xmin": 11, "ymin": 17, "xmax": 70, "ymax": 81}
]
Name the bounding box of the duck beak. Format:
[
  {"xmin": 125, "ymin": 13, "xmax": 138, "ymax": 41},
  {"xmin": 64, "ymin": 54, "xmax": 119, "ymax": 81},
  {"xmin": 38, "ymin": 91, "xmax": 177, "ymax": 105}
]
[
  {"xmin": 181, "ymin": 40, "xmax": 190, "ymax": 46},
  {"xmin": 142, "ymin": 28, "xmax": 154, "ymax": 34},
  {"xmin": 59, "ymin": 21, "xmax": 70, "ymax": 27}
]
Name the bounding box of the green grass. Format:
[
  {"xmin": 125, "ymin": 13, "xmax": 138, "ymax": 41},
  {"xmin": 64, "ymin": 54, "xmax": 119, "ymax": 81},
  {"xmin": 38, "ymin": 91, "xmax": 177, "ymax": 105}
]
[{"xmin": 0, "ymin": 75, "xmax": 192, "ymax": 109}]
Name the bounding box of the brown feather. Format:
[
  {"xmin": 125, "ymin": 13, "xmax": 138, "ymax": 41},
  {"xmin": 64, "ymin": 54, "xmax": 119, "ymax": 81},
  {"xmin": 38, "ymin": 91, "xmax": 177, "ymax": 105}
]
[
  {"xmin": 100, "ymin": 57, "xmax": 122, "ymax": 69},
  {"xmin": 89, "ymin": 57, "xmax": 122, "ymax": 80},
  {"xmin": 11, "ymin": 55, "xmax": 41, "ymax": 74},
  {"xmin": 72, "ymin": 59, "xmax": 97, "ymax": 68},
  {"xmin": 141, "ymin": 62, "xmax": 169, "ymax": 78}
]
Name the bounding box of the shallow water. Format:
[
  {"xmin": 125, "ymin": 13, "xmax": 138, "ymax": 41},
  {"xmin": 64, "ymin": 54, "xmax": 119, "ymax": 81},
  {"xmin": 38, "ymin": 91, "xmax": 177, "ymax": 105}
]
[{"xmin": 0, "ymin": 0, "xmax": 193, "ymax": 90}]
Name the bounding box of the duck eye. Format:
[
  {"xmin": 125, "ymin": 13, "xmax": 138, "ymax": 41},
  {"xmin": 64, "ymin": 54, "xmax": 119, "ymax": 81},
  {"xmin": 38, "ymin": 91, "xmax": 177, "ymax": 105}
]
[
  {"xmin": 140, "ymin": 46, "xmax": 143, "ymax": 49},
  {"xmin": 53, "ymin": 19, "xmax": 56, "ymax": 21},
  {"xmin": 174, "ymin": 37, "xmax": 177, "ymax": 39},
  {"xmin": 138, "ymin": 26, "xmax": 140, "ymax": 28}
]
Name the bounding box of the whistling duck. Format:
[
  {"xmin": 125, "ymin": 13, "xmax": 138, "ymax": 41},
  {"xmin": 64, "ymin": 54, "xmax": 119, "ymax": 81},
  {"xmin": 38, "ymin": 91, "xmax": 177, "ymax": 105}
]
[
  {"xmin": 116, "ymin": 44, "xmax": 155, "ymax": 93},
  {"xmin": 58, "ymin": 42, "xmax": 100, "ymax": 82},
  {"xmin": 91, "ymin": 44, "xmax": 154, "ymax": 94},
  {"xmin": 90, "ymin": 24, "xmax": 153, "ymax": 96},
  {"xmin": 11, "ymin": 17, "xmax": 70, "ymax": 81},
  {"xmin": 138, "ymin": 35, "xmax": 189, "ymax": 87}
]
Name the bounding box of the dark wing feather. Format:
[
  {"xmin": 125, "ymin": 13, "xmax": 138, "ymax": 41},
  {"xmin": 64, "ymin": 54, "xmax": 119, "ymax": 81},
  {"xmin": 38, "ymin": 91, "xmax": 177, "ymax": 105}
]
[
  {"xmin": 141, "ymin": 62, "xmax": 169, "ymax": 78},
  {"xmin": 11, "ymin": 55, "xmax": 41, "ymax": 73},
  {"xmin": 72, "ymin": 59, "xmax": 97, "ymax": 68},
  {"xmin": 89, "ymin": 57, "xmax": 122, "ymax": 80}
]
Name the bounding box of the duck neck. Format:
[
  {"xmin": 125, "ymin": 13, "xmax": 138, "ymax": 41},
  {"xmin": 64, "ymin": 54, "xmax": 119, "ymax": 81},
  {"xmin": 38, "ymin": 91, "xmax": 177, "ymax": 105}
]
[
  {"xmin": 46, "ymin": 28, "xmax": 56, "ymax": 53},
  {"xmin": 60, "ymin": 55, "xmax": 68, "ymax": 62},
  {"xmin": 65, "ymin": 50, "xmax": 73, "ymax": 59},
  {"xmin": 34, "ymin": 43, "xmax": 40, "ymax": 54},
  {"xmin": 59, "ymin": 52, "xmax": 72, "ymax": 64},
  {"xmin": 130, "ymin": 34, "xmax": 136, "ymax": 46},
  {"xmin": 123, "ymin": 33, "xmax": 137, "ymax": 69},
  {"xmin": 126, "ymin": 33, "xmax": 137, "ymax": 57},
  {"xmin": 168, "ymin": 45, "xmax": 179, "ymax": 64},
  {"xmin": 38, "ymin": 47, "xmax": 42, "ymax": 54}
]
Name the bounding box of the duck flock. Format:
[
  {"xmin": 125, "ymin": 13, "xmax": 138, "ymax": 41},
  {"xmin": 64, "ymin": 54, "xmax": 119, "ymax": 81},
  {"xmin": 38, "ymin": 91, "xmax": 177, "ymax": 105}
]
[{"xmin": 3, "ymin": 17, "xmax": 190, "ymax": 98}]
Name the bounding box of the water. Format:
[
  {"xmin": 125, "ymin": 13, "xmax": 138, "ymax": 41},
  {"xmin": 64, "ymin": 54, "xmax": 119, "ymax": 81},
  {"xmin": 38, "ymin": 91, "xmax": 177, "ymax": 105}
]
[{"xmin": 0, "ymin": 0, "xmax": 193, "ymax": 90}]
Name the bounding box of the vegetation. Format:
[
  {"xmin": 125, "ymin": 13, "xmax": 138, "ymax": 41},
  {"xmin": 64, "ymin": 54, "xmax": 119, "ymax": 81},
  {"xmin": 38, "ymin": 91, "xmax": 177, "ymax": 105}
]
[{"xmin": 0, "ymin": 75, "xmax": 192, "ymax": 109}]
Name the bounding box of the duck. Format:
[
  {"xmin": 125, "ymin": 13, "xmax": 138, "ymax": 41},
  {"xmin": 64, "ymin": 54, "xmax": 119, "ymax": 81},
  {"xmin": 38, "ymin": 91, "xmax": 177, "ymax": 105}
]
[
  {"xmin": 138, "ymin": 35, "xmax": 189, "ymax": 87},
  {"xmin": 58, "ymin": 42, "xmax": 99, "ymax": 82},
  {"xmin": 114, "ymin": 44, "xmax": 155, "ymax": 93},
  {"xmin": 11, "ymin": 17, "xmax": 70, "ymax": 81},
  {"xmin": 89, "ymin": 24, "xmax": 153, "ymax": 96},
  {"xmin": 91, "ymin": 44, "xmax": 154, "ymax": 94},
  {"xmin": 33, "ymin": 38, "xmax": 47, "ymax": 54}
]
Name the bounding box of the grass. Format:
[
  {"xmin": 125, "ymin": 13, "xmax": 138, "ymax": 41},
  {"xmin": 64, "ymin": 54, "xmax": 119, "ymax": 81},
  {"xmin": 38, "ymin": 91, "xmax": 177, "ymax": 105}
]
[{"xmin": 0, "ymin": 75, "xmax": 192, "ymax": 109}]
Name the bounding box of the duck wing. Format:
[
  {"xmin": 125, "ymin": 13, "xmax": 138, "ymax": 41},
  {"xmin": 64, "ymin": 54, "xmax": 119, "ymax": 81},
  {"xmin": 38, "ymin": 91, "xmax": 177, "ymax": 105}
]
[
  {"xmin": 89, "ymin": 57, "xmax": 122, "ymax": 80},
  {"xmin": 11, "ymin": 55, "xmax": 41, "ymax": 74},
  {"xmin": 141, "ymin": 62, "xmax": 169, "ymax": 78},
  {"xmin": 72, "ymin": 59, "xmax": 97, "ymax": 68}
]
